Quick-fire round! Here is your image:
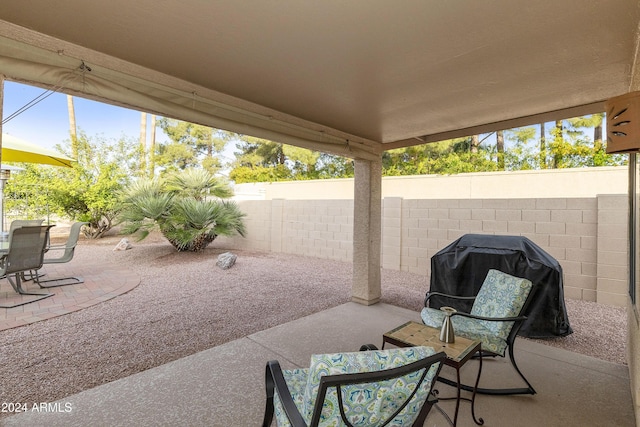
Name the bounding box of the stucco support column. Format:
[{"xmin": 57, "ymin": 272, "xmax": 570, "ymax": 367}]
[{"xmin": 352, "ymin": 157, "xmax": 382, "ymax": 305}]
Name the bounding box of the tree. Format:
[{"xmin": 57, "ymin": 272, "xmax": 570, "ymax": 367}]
[
  {"xmin": 119, "ymin": 168, "xmax": 246, "ymax": 251},
  {"xmin": 6, "ymin": 132, "xmax": 137, "ymax": 238},
  {"xmin": 140, "ymin": 112, "xmax": 147, "ymax": 175},
  {"xmin": 496, "ymin": 130, "xmax": 505, "ymax": 170},
  {"xmin": 67, "ymin": 95, "xmax": 79, "ymax": 158},
  {"xmin": 155, "ymin": 119, "xmax": 229, "ymax": 175},
  {"xmin": 149, "ymin": 114, "xmax": 157, "ymax": 178}
]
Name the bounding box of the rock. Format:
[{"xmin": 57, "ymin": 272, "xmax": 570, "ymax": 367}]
[
  {"xmin": 216, "ymin": 252, "xmax": 237, "ymax": 269},
  {"xmin": 113, "ymin": 238, "xmax": 132, "ymax": 251}
]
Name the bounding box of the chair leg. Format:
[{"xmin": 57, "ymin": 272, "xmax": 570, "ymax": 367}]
[
  {"xmin": 36, "ymin": 276, "xmax": 85, "ymax": 288},
  {"xmin": 0, "ymin": 273, "xmax": 53, "ymax": 308},
  {"xmin": 439, "ymin": 348, "xmax": 536, "ymax": 396}
]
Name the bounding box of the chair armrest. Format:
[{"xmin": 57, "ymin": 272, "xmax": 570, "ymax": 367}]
[
  {"xmin": 264, "ymin": 360, "xmax": 307, "ymax": 427},
  {"xmin": 46, "ymin": 243, "xmax": 74, "ymax": 251},
  {"xmin": 451, "ymin": 311, "xmax": 528, "ymax": 323},
  {"xmin": 424, "ymin": 291, "xmax": 476, "ymax": 307}
]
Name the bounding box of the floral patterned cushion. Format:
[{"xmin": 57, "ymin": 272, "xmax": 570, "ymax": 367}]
[
  {"xmin": 470, "ymin": 269, "xmax": 533, "ymax": 340},
  {"xmin": 274, "ymin": 368, "xmax": 309, "ymax": 427},
  {"xmin": 421, "ymin": 269, "xmax": 533, "ymax": 356},
  {"xmin": 421, "ymin": 307, "xmax": 508, "ymax": 355},
  {"xmin": 273, "ymin": 346, "xmax": 440, "ymax": 426}
]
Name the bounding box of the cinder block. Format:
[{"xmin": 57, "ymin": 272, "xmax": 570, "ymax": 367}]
[
  {"xmin": 598, "ymin": 194, "xmax": 628, "ymax": 210},
  {"xmin": 596, "ymin": 291, "xmax": 628, "ymax": 307},
  {"xmin": 522, "ymin": 210, "xmax": 551, "ymax": 222},
  {"xmin": 382, "ymin": 235, "xmax": 401, "ymax": 247},
  {"xmin": 566, "ymin": 222, "xmax": 597, "ymax": 236},
  {"xmin": 471, "ymin": 209, "xmax": 495, "ymax": 220},
  {"xmin": 415, "ymin": 217, "xmax": 436, "ymax": 229},
  {"xmin": 582, "ymin": 289, "xmax": 597, "ymax": 301},
  {"xmin": 581, "ymin": 210, "xmax": 597, "ymax": 224},
  {"xmin": 428, "ymin": 228, "xmax": 448, "ymax": 240},
  {"xmin": 383, "ymin": 208, "xmax": 402, "ymax": 219},
  {"xmin": 482, "ymin": 199, "xmax": 511, "ymax": 209},
  {"xmin": 508, "ymin": 198, "xmax": 536, "ymax": 209},
  {"xmin": 597, "ymin": 264, "xmax": 628, "ymax": 281},
  {"xmin": 459, "ymin": 199, "xmax": 483, "ymax": 208},
  {"xmin": 597, "ymin": 237, "xmax": 627, "ymax": 252},
  {"xmin": 597, "ymin": 277, "xmax": 628, "ymax": 295},
  {"xmin": 428, "ymin": 208, "xmax": 450, "ymax": 219},
  {"xmin": 563, "ymin": 286, "xmax": 583, "ymax": 300},
  {"xmin": 459, "ymin": 220, "xmax": 483, "ymax": 232},
  {"xmin": 496, "ymin": 209, "xmax": 522, "ymax": 221},
  {"xmin": 409, "ymin": 208, "xmax": 429, "ymax": 218},
  {"xmin": 482, "ymin": 220, "xmax": 508, "ymax": 232},
  {"xmin": 549, "ymin": 234, "xmax": 581, "ymax": 248},
  {"xmin": 449, "ymin": 209, "xmax": 472, "ymax": 220},
  {"xmin": 536, "ymin": 199, "xmax": 567, "ymax": 210},
  {"xmin": 561, "ymin": 260, "xmax": 582, "ymax": 275},
  {"xmin": 507, "ymin": 221, "xmax": 536, "ymax": 234},
  {"xmin": 551, "ymin": 210, "xmax": 583, "ymax": 224},
  {"xmin": 581, "ymin": 262, "xmax": 597, "ymax": 277},
  {"xmin": 566, "ymin": 247, "xmax": 597, "ymax": 263},
  {"xmin": 598, "ymin": 210, "xmax": 629, "ymax": 225},
  {"xmin": 438, "ymin": 219, "xmax": 460, "ymax": 230},
  {"xmin": 566, "ymin": 198, "xmax": 596, "ymax": 210},
  {"xmin": 580, "ymin": 236, "xmax": 597, "ymax": 250},
  {"xmin": 437, "ymin": 199, "xmax": 460, "ymax": 208},
  {"xmin": 416, "ymin": 199, "xmax": 439, "ymax": 209},
  {"xmin": 565, "ymin": 274, "xmax": 596, "ymax": 290},
  {"xmin": 383, "ymin": 197, "xmax": 403, "ymax": 209},
  {"xmin": 536, "ymin": 222, "xmax": 566, "ymax": 235},
  {"xmin": 597, "ymin": 223, "xmax": 628, "ymax": 239},
  {"xmin": 383, "ymin": 217, "xmax": 402, "ymax": 228},
  {"xmin": 597, "ymin": 250, "xmax": 628, "ymax": 266}
]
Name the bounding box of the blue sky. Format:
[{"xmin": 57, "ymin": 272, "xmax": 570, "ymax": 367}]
[{"xmin": 2, "ymin": 81, "xmax": 161, "ymax": 151}]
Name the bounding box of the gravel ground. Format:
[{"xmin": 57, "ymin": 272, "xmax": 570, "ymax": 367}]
[{"xmin": 0, "ymin": 234, "xmax": 627, "ymax": 417}]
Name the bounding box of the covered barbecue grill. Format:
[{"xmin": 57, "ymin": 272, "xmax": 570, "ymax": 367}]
[{"xmin": 428, "ymin": 233, "xmax": 572, "ymax": 338}]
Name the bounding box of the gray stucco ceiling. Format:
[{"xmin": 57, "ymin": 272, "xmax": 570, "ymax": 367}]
[{"xmin": 0, "ymin": 1, "xmax": 638, "ymax": 158}]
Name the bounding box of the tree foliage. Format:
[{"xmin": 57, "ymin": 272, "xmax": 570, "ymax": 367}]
[
  {"xmin": 155, "ymin": 119, "xmax": 229, "ymax": 175},
  {"xmin": 119, "ymin": 168, "xmax": 246, "ymax": 251},
  {"xmin": 5, "ymin": 131, "xmax": 135, "ymax": 238}
]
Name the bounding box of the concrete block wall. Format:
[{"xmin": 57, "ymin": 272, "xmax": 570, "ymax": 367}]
[
  {"xmin": 223, "ymin": 168, "xmax": 629, "ymax": 307},
  {"xmin": 219, "ymin": 193, "xmax": 628, "ymax": 307}
]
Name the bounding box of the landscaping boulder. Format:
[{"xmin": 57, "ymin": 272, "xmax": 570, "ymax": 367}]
[
  {"xmin": 216, "ymin": 252, "xmax": 237, "ymax": 269},
  {"xmin": 113, "ymin": 238, "xmax": 133, "ymax": 251}
]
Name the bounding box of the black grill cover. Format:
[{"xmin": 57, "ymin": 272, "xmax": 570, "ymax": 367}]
[{"xmin": 429, "ymin": 234, "xmax": 572, "ymax": 338}]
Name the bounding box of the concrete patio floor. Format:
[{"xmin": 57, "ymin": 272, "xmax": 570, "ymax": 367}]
[{"xmin": 2, "ymin": 302, "xmax": 634, "ymax": 427}]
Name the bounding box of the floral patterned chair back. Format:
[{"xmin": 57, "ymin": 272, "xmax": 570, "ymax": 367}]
[{"xmin": 263, "ymin": 346, "xmax": 445, "ymax": 427}]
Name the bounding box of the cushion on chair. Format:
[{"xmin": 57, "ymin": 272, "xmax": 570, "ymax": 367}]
[
  {"xmin": 273, "ymin": 346, "xmax": 439, "ymax": 426},
  {"xmin": 470, "ymin": 269, "xmax": 533, "ymax": 340},
  {"xmin": 421, "ymin": 307, "xmax": 508, "ymax": 355},
  {"xmin": 421, "ymin": 269, "xmax": 533, "ymax": 357},
  {"xmin": 274, "ymin": 368, "xmax": 309, "ymax": 427}
]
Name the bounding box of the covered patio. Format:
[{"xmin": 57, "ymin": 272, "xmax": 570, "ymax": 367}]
[
  {"xmin": 3, "ymin": 302, "xmax": 634, "ymax": 426},
  {"xmin": 0, "ymin": 1, "xmax": 639, "ymax": 425}
]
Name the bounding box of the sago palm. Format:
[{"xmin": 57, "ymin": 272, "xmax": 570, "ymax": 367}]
[{"xmin": 119, "ymin": 169, "xmax": 246, "ymax": 251}]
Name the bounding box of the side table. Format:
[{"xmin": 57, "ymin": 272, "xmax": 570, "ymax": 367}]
[{"xmin": 383, "ymin": 321, "xmax": 484, "ymax": 426}]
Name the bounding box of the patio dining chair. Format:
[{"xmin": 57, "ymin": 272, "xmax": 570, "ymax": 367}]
[
  {"xmin": 36, "ymin": 221, "xmax": 88, "ymax": 287},
  {"xmin": 421, "ymin": 268, "xmax": 536, "ymax": 396},
  {"xmin": 263, "ymin": 346, "xmax": 445, "ymax": 427},
  {"xmin": 0, "ymin": 224, "xmax": 55, "ymax": 308}
]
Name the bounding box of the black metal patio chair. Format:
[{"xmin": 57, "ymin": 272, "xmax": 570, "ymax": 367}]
[{"xmin": 421, "ymin": 268, "xmax": 537, "ymax": 395}]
